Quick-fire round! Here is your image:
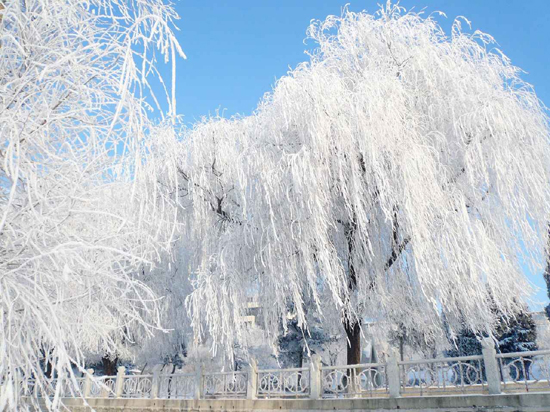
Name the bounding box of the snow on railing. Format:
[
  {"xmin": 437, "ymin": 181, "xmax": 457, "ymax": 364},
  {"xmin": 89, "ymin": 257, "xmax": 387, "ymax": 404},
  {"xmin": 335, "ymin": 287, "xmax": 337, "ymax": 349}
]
[
  {"xmin": 158, "ymin": 373, "xmax": 195, "ymax": 399},
  {"xmin": 24, "ymin": 345, "xmax": 550, "ymax": 401},
  {"xmin": 321, "ymin": 363, "xmax": 388, "ymax": 398},
  {"xmin": 89, "ymin": 375, "xmax": 116, "ymax": 398},
  {"xmin": 121, "ymin": 374, "xmax": 154, "ymax": 398},
  {"xmin": 399, "ymin": 355, "xmax": 485, "ymax": 395},
  {"xmin": 203, "ymin": 371, "xmax": 248, "ymax": 398},
  {"xmin": 257, "ymin": 367, "xmax": 310, "ymax": 398},
  {"xmin": 20, "ymin": 377, "xmax": 86, "ymax": 398},
  {"xmin": 497, "ymin": 349, "xmax": 550, "ymax": 393}
]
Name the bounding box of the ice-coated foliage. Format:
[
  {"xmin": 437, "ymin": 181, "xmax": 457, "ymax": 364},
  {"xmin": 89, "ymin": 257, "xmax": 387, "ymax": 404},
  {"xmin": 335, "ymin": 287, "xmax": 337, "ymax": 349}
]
[
  {"xmin": 134, "ymin": 235, "xmax": 195, "ymax": 367},
  {"xmin": 176, "ymin": 4, "xmax": 550, "ymax": 357},
  {"xmin": 446, "ymin": 307, "xmax": 537, "ymax": 357},
  {"xmin": 0, "ymin": 1, "xmax": 183, "ymax": 410}
]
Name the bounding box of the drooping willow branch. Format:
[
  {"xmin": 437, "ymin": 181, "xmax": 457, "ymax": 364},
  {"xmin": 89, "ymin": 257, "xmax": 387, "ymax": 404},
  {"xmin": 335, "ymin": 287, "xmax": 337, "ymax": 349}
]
[{"xmin": 177, "ymin": 3, "xmax": 550, "ymax": 358}]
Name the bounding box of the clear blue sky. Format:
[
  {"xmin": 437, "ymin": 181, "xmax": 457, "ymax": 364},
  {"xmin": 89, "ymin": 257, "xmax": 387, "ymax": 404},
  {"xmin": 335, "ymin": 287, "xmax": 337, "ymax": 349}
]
[{"xmin": 167, "ymin": 0, "xmax": 550, "ymax": 310}]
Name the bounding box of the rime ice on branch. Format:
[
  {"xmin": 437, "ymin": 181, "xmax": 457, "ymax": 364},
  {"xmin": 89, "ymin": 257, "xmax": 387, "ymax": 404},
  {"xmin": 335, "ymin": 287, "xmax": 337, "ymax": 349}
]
[
  {"xmin": 0, "ymin": 1, "xmax": 184, "ymax": 410},
  {"xmin": 178, "ymin": 4, "xmax": 550, "ymax": 365}
]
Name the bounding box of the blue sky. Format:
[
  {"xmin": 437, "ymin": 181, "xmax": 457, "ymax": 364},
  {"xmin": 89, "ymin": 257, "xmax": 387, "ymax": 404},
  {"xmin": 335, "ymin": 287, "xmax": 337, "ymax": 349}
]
[{"xmin": 166, "ymin": 0, "xmax": 550, "ymax": 310}]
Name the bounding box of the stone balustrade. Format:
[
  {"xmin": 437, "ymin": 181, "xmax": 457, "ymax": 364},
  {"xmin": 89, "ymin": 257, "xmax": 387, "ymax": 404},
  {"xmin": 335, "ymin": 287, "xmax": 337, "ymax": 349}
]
[{"xmin": 20, "ymin": 342, "xmax": 550, "ymax": 402}]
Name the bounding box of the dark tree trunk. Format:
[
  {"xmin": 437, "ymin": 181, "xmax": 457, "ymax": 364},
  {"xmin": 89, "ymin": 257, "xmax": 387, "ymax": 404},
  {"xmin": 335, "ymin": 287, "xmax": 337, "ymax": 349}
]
[
  {"xmin": 343, "ymin": 217, "xmax": 361, "ymax": 366},
  {"xmin": 167, "ymin": 363, "xmax": 177, "ymax": 398},
  {"xmin": 345, "ymin": 321, "xmax": 361, "ymax": 365},
  {"xmin": 44, "ymin": 362, "xmax": 53, "ymax": 378},
  {"xmin": 340, "ymin": 199, "xmax": 407, "ymax": 367},
  {"xmin": 40, "ymin": 348, "xmax": 54, "ymax": 378},
  {"xmin": 297, "ymin": 349, "xmax": 304, "ymax": 389},
  {"xmin": 102, "ymin": 355, "xmax": 118, "ymax": 376},
  {"xmin": 43, "ymin": 358, "xmax": 54, "ymax": 378}
]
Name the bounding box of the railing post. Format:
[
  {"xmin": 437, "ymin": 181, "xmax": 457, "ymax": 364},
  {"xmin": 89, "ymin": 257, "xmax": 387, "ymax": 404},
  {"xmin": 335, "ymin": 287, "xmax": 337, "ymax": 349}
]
[
  {"xmin": 151, "ymin": 365, "xmax": 161, "ymax": 399},
  {"xmin": 246, "ymin": 358, "xmax": 258, "ymax": 400},
  {"xmin": 386, "ymin": 351, "xmax": 401, "ymax": 398},
  {"xmin": 309, "ymin": 354, "xmax": 322, "ymax": 399},
  {"xmin": 194, "ymin": 364, "xmax": 203, "ymax": 400},
  {"xmin": 83, "ymin": 369, "xmax": 94, "ymax": 398},
  {"xmin": 482, "ymin": 338, "xmax": 501, "ymax": 394},
  {"xmin": 115, "ymin": 366, "xmax": 125, "ymax": 398}
]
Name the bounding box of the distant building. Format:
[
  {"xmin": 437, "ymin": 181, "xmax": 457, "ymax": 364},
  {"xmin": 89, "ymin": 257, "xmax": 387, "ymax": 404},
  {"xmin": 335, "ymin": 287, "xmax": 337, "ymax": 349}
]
[{"xmin": 238, "ymin": 297, "xmax": 261, "ymax": 326}]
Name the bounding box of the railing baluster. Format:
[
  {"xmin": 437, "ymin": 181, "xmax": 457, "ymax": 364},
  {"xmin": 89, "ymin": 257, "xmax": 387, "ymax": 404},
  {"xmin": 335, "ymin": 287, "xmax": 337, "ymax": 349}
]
[
  {"xmin": 441, "ymin": 362, "xmax": 446, "ymax": 392},
  {"xmin": 459, "ymin": 362, "xmax": 464, "ymax": 392},
  {"xmin": 521, "ymin": 357, "xmax": 528, "ymax": 392}
]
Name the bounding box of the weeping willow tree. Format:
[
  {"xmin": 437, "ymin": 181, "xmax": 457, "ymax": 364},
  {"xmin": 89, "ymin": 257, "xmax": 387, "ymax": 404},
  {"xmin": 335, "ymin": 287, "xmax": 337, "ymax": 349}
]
[
  {"xmin": 0, "ymin": 0, "xmax": 184, "ymax": 410},
  {"xmin": 174, "ymin": 3, "xmax": 550, "ymax": 365}
]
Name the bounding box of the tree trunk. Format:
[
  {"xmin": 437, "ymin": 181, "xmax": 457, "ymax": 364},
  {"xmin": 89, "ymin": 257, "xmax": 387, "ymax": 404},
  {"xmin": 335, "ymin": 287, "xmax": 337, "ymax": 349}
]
[
  {"xmin": 297, "ymin": 349, "xmax": 304, "ymax": 389},
  {"xmin": 40, "ymin": 348, "xmax": 54, "ymax": 378},
  {"xmin": 298, "ymin": 348, "xmax": 304, "ymax": 368},
  {"xmin": 345, "ymin": 321, "xmax": 361, "ymax": 365},
  {"xmin": 343, "ymin": 216, "xmax": 361, "ymax": 366},
  {"xmin": 102, "ymin": 355, "xmax": 118, "ymax": 376}
]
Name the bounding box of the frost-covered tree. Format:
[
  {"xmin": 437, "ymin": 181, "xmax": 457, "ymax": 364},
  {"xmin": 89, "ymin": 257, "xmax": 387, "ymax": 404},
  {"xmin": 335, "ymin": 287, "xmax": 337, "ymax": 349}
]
[
  {"xmin": 446, "ymin": 307, "xmax": 537, "ymax": 357},
  {"xmin": 0, "ymin": 1, "xmax": 184, "ymax": 410},
  {"xmin": 135, "ymin": 235, "xmax": 196, "ymax": 369},
  {"xmin": 495, "ymin": 311, "xmax": 537, "ymax": 354},
  {"xmin": 177, "ymin": 3, "xmax": 550, "ymax": 366},
  {"xmin": 388, "ymin": 322, "xmax": 437, "ymax": 361},
  {"xmin": 277, "ymin": 311, "xmax": 337, "ymax": 368}
]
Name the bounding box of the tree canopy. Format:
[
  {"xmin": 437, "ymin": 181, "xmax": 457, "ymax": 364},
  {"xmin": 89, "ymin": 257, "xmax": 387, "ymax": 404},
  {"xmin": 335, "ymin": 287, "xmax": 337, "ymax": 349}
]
[
  {"xmin": 0, "ymin": 0, "xmax": 183, "ymax": 409},
  {"xmin": 174, "ymin": 4, "xmax": 550, "ymax": 361},
  {"xmin": 2, "ymin": 2, "xmax": 550, "ymax": 410}
]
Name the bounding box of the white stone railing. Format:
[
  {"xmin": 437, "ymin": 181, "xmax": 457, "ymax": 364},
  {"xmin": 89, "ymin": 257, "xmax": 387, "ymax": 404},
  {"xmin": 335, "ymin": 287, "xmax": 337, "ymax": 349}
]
[
  {"xmin": 158, "ymin": 372, "xmax": 195, "ymax": 399},
  {"xmin": 120, "ymin": 374, "xmax": 154, "ymax": 398},
  {"xmin": 257, "ymin": 367, "xmax": 310, "ymax": 398},
  {"xmin": 321, "ymin": 363, "xmax": 388, "ymax": 398},
  {"xmin": 203, "ymin": 370, "xmax": 248, "ymax": 398},
  {"xmin": 88, "ymin": 375, "xmax": 116, "ymax": 398},
  {"xmin": 21, "ymin": 342, "xmax": 550, "ymax": 402},
  {"xmin": 497, "ymin": 349, "xmax": 550, "ymax": 393},
  {"xmin": 20, "ymin": 377, "xmax": 91, "ymax": 398},
  {"xmin": 399, "ymin": 355, "xmax": 485, "ymax": 395}
]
